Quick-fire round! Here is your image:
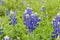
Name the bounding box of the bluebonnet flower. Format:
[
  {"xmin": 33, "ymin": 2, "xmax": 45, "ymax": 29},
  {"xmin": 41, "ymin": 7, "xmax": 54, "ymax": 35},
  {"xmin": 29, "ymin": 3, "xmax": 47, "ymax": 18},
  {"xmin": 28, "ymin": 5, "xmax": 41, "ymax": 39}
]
[
  {"xmin": 23, "ymin": 5, "xmax": 41, "ymax": 33},
  {"xmin": 0, "ymin": 27, "xmax": 3, "ymax": 34},
  {"xmin": 3, "ymin": 35, "xmax": 10, "ymax": 40},
  {"xmin": 52, "ymin": 13, "xmax": 60, "ymax": 38},
  {"xmin": 41, "ymin": 5, "xmax": 46, "ymax": 12},
  {"xmin": 41, "ymin": 0, "xmax": 46, "ymax": 12},
  {"xmin": 9, "ymin": 10, "xmax": 17, "ymax": 26},
  {"xmin": 6, "ymin": 9, "xmax": 10, "ymax": 15},
  {"xmin": 1, "ymin": 0, "xmax": 4, "ymax": 6}
]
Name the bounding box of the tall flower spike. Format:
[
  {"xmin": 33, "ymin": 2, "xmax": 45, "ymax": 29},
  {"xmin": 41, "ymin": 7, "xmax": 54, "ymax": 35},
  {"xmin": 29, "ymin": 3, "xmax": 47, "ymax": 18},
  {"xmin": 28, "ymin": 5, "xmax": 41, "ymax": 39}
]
[
  {"xmin": 52, "ymin": 12, "xmax": 60, "ymax": 38},
  {"xmin": 26, "ymin": 4, "xmax": 32, "ymax": 15},
  {"xmin": 41, "ymin": 5, "xmax": 46, "ymax": 12},
  {"xmin": 0, "ymin": 27, "xmax": 3, "ymax": 34},
  {"xmin": 6, "ymin": 9, "xmax": 10, "ymax": 16},
  {"xmin": 1, "ymin": 0, "xmax": 4, "ymax": 6},
  {"xmin": 9, "ymin": 10, "xmax": 17, "ymax": 26},
  {"xmin": 23, "ymin": 5, "xmax": 41, "ymax": 33},
  {"xmin": 3, "ymin": 35, "xmax": 10, "ymax": 40},
  {"xmin": 41, "ymin": 0, "xmax": 46, "ymax": 12}
]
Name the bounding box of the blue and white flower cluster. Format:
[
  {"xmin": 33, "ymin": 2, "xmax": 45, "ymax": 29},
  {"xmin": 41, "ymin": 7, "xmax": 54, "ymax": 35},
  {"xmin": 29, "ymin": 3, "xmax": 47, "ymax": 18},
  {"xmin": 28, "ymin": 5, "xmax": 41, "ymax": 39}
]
[
  {"xmin": 3, "ymin": 35, "xmax": 10, "ymax": 40},
  {"xmin": 41, "ymin": 5, "xmax": 46, "ymax": 12},
  {"xmin": 6, "ymin": 9, "xmax": 10, "ymax": 16},
  {"xmin": 9, "ymin": 10, "xmax": 17, "ymax": 26},
  {"xmin": 6, "ymin": 9, "xmax": 17, "ymax": 26},
  {"xmin": 52, "ymin": 13, "xmax": 60, "ymax": 38},
  {"xmin": 23, "ymin": 5, "xmax": 41, "ymax": 33},
  {"xmin": 0, "ymin": 27, "xmax": 3, "ymax": 34}
]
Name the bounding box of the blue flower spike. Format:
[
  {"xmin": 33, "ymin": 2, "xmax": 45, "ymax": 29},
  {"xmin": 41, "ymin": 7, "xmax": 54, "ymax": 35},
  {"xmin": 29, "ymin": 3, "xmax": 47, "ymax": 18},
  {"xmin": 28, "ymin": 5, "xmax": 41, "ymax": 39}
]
[
  {"xmin": 9, "ymin": 10, "xmax": 17, "ymax": 26},
  {"xmin": 1, "ymin": 0, "xmax": 4, "ymax": 6},
  {"xmin": 52, "ymin": 12, "xmax": 60, "ymax": 39},
  {"xmin": 6, "ymin": 9, "xmax": 10, "ymax": 16},
  {"xmin": 0, "ymin": 27, "xmax": 3, "ymax": 34},
  {"xmin": 23, "ymin": 5, "xmax": 41, "ymax": 33},
  {"xmin": 3, "ymin": 35, "xmax": 10, "ymax": 40},
  {"xmin": 41, "ymin": 5, "xmax": 46, "ymax": 12}
]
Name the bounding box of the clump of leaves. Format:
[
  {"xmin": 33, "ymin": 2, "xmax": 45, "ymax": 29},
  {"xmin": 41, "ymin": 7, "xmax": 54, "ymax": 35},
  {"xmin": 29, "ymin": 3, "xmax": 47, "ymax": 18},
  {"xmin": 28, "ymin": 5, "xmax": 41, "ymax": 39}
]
[{"xmin": 0, "ymin": 6, "xmax": 5, "ymax": 17}]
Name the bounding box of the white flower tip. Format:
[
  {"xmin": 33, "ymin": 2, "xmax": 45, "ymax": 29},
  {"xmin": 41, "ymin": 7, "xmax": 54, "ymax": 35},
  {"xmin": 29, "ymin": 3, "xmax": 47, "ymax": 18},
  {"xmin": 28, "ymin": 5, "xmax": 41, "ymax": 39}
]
[
  {"xmin": 53, "ymin": 18, "xmax": 55, "ymax": 21},
  {"xmin": 27, "ymin": 7, "xmax": 32, "ymax": 10},
  {"xmin": 35, "ymin": 12, "xmax": 37, "ymax": 14},
  {"xmin": 27, "ymin": 4, "xmax": 32, "ymax": 10},
  {"xmin": 26, "ymin": 14, "xmax": 29, "ymax": 18},
  {"xmin": 31, "ymin": 12, "xmax": 38, "ymax": 17},
  {"xmin": 17, "ymin": 37, "xmax": 20, "ymax": 39},
  {"xmin": 57, "ymin": 12, "xmax": 60, "ymax": 15},
  {"xmin": 56, "ymin": 35, "xmax": 60, "ymax": 40},
  {"xmin": 24, "ymin": 9, "xmax": 27, "ymax": 13},
  {"xmin": 58, "ymin": 22, "xmax": 60, "ymax": 25},
  {"xmin": 52, "ymin": 18, "xmax": 55, "ymax": 24},
  {"xmin": 52, "ymin": 21, "xmax": 53, "ymax": 24},
  {"xmin": 28, "ymin": 4, "xmax": 30, "ymax": 7},
  {"xmin": 31, "ymin": 14, "xmax": 34, "ymax": 16},
  {"xmin": 39, "ymin": 17, "xmax": 41, "ymax": 19},
  {"xmin": 4, "ymin": 35, "xmax": 9, "ymax": 39},
  {"xmin": 10, "ymin": 10, "xmax": 14, "ymax": 14},
  {"xmin": 35, "ymin": 12, "xmax": 39, "ymax": 16},
  {"xmin": 42, "ymin": 5, "xmax": 45, "ymax": 7},
  {"xmin": 31, "ymin": 13, "xmax": 35, "ymax": 16}
]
